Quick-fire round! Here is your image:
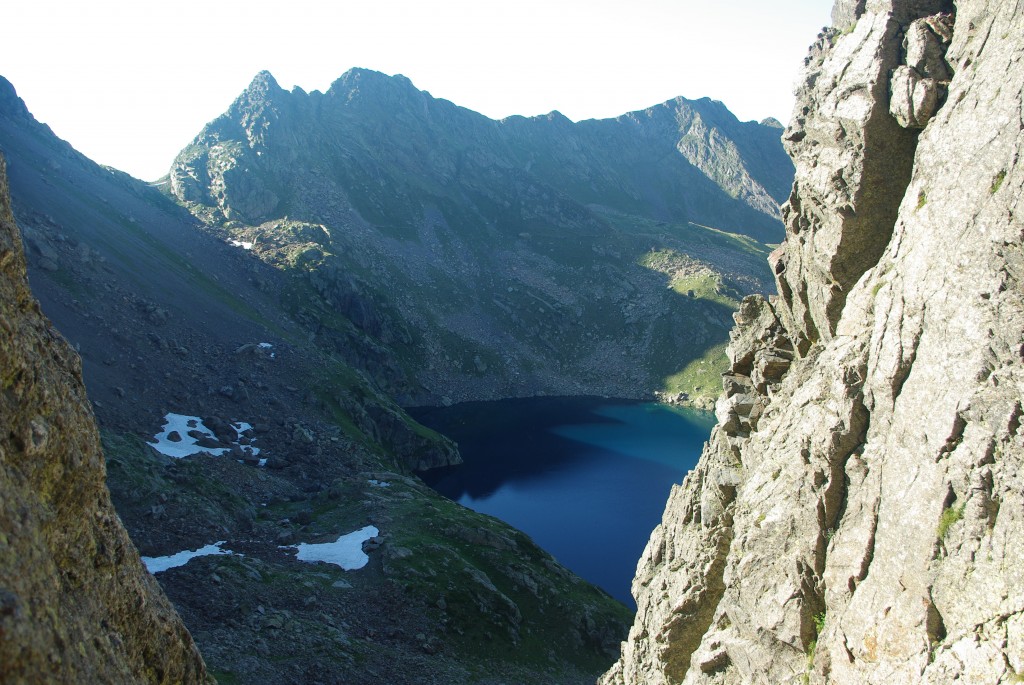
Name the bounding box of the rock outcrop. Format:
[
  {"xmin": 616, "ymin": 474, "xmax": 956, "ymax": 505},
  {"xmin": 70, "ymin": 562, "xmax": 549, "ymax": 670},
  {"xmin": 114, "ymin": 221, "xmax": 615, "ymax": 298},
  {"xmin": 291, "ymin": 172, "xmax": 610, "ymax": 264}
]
[
  {"xmin": 604, "ymin": 0, "xmax": 1024, "ymax": 682},
  {"xmin": 0, "ymin": 153, "xmax": 210, "ymax": 682}
]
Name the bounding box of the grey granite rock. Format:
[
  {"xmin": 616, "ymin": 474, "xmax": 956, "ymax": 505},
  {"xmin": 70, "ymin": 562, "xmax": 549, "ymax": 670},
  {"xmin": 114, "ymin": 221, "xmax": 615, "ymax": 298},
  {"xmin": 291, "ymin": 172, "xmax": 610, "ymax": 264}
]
[
  {"xmin": 890, "ymin": 13, "xmax": 955, "ymax": 128},
  {"xmin": 603, "ymin": 0, "xmax": 1024, "ymax": 682}
]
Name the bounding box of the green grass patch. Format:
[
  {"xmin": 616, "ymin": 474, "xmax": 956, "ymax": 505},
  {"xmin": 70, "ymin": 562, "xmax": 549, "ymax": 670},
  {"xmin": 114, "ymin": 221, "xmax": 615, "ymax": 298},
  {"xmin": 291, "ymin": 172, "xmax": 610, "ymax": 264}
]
[
  {"xmin": 378, "ymin": 487, "xmax": 633, "ymax": 676},
  {"xmin": 991, "ymin": 170, "xmax": 1006, "ymax": 194},
  {"xmin": 669, "ymin": 272, "xmax": 742, "ymax": 309},
  {"xmin": 937, "ymin": 503, "xmax": 965, "ymax": 541},
  {"xmin": 917, "ymin": 191, "xmax": 927, "ymax": 210},
  {"xmin": 813, "ymin": 611, "xmax": 826, "ymax": 635},
  {"xmin": 662, "ymin": 342, "xmax": 729, "ymax": 403}
]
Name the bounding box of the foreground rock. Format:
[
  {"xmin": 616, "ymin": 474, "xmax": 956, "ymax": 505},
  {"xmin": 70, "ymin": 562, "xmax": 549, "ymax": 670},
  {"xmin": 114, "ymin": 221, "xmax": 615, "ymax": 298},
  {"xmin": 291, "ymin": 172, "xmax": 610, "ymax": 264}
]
[
  {"xmin": 604, "ymin": 0, "xmax": 1024, "ymax": 682},
  {"xmin": 0, "ymin": 153, "xmax": 210, "ymax": 682}
]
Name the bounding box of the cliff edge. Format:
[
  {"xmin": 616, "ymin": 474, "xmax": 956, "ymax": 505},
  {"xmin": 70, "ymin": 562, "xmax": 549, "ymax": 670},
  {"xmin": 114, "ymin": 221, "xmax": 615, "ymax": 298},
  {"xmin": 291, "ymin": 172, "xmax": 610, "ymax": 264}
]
[
  {"xmin": 603, "ymin": 0, "xmax": 1024, "ymax": 682},
  {"xmin": 0, "ymin": 152, "xmax": 210, "ymax": 682}
]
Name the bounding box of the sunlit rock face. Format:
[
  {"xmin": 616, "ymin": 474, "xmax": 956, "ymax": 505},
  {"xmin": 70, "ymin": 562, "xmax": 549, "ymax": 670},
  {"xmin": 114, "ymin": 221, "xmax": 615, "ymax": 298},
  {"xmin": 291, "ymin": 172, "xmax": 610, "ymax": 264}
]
[
  {"xmin": 603, "ymin": 0, "xmax": 1024, "ymax": 682},
  {"xmin": 0, "ymin": 152, "xmax": 212, "ymax": 684}
]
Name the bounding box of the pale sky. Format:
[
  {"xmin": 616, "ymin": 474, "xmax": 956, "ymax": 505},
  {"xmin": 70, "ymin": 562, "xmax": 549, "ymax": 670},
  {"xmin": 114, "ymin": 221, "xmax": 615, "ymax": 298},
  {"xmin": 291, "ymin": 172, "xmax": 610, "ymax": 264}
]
[{"xmin": 2, "ymin": 0, "xmax": 832, "ymax": 181}]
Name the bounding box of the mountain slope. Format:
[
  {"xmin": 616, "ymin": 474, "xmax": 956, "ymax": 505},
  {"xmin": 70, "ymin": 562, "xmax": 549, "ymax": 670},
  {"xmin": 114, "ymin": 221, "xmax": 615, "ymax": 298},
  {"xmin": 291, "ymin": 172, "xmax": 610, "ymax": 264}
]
[
  {"xmin": 0, "ymin": 74, "xmax": 455, "ymax": 470},
  {"xmin": 167, "ymin": 69, "xmax": 788, "ymax": 406},
  {"xmin": 0, "ymin": 76, "xmax": 631, "ymax": 684},
  {"xmin": 603, "ymin": 0, "xmax": 1024, "ymax": 682}
]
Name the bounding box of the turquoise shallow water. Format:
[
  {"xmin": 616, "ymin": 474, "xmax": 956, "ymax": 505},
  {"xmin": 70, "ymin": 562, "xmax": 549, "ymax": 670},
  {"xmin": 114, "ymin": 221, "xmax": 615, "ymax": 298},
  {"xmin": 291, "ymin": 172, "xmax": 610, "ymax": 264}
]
[{"xmin": 412, "ymin": 397, "xmax": 714, "ymax": 607}]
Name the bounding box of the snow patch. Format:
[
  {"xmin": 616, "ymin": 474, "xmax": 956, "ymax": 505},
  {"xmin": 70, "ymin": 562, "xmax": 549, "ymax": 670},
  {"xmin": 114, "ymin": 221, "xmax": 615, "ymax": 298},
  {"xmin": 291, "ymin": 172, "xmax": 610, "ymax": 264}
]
[
  {"xmin": 148, "ymin": 413, "xmax": 262, "ymax": 464},
  {"xmin": 141, "ymin": 541, "xmax": 232, "ymax": 573},
  {"xmin": 229, "ymin": 239, "xmax": 254, "ymax": 250},
  {"xmin": 288, "ymin": 526, "xmax": 379, "ymax": 570},
  {"xmin": 368, "ymin": 479, "xmax": 391, "ymax": 488}
]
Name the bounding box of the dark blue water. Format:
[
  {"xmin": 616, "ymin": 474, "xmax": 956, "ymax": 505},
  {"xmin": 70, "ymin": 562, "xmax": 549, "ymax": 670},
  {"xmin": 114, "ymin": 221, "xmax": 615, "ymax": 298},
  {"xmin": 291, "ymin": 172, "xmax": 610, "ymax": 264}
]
[{"xmin": 412, "ymin": 397, "xmax": 713, "ymax": 607}]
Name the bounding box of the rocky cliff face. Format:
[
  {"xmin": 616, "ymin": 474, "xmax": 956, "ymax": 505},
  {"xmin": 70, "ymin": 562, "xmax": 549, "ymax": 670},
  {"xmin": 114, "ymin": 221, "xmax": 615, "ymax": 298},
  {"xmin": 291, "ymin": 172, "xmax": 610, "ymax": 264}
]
[
  {"xmin": 0, "ymin": 152, "xmax": 210, "ymax": 682},
  {"xmin": 604, "ymin": 0, "xmax": 1024, "ymax": 682}
]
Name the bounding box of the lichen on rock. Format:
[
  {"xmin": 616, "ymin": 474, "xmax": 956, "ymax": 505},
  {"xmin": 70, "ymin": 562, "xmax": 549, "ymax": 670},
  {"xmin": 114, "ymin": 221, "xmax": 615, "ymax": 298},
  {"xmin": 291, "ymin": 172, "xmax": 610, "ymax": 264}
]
[{"xmin": 0, "ymin": 152, "xmax": 211, "ymax": 683}]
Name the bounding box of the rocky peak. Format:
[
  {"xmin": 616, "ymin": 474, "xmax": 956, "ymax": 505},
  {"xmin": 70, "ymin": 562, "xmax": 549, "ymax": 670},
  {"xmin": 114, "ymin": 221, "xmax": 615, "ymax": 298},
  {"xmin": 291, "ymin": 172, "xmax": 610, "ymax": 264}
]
[
  {"xmin": 247, "ymin": 69, "xmax": 283, "ymax": 94},
  {"xmin": 0, "ymin": 74, "xmax": 34, "ymax": 123},
  {"xmin": 603, "ymin": 0, "xmax": 1024, "ymax": 682},
  {"xmin": 324, "ymin": 67, "xmax": 425, "ymax": 111}
]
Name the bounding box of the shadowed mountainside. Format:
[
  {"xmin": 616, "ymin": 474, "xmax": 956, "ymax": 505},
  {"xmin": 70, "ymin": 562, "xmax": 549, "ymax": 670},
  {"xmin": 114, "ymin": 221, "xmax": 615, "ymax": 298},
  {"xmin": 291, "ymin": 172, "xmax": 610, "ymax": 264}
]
[
  {"xmin": 167, "ymin": 69, "xmax": 790, "ymax": 406},
  {"xmin": 0, "ymin": 74, "xmax": 635, "ymax": 684}
]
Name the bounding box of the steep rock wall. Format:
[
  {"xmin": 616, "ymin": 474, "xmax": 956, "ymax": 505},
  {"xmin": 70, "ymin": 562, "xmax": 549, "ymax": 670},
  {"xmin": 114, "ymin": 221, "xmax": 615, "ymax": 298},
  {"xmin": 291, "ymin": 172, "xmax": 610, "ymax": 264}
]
[
  {"xmin": 0, "ymin": 154, "xmax": 210, "ymax": 683},
  {"xmin": 604, "ymin": 0, "xmax": 1024, "ymax": 682}
]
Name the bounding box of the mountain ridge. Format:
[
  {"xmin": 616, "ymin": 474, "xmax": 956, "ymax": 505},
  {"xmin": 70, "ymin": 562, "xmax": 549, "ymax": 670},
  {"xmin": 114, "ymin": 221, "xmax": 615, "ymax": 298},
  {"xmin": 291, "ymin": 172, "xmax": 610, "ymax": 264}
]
[
  {"xmin": 173, "ymin": 66, "xmax": 789, "ymax": 241},
  {"xmin": 167, "ymin": 67, "xmax": 788, "ymax": 408}
]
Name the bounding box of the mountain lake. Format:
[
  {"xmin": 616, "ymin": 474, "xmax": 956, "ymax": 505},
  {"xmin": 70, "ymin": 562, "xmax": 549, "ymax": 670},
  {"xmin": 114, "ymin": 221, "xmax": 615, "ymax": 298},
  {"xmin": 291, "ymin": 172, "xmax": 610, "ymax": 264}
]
[{"xmin": 411, "ymin": 396, "xmax": 714, "ymax": 607}]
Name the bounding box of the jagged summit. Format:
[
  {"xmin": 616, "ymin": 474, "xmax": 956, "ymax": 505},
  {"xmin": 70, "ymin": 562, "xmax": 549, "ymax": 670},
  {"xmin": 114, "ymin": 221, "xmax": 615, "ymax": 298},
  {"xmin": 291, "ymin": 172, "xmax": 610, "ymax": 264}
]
[
  {"xmin": 0, "ymin": 75, "xmax": 34, "ymax": 122},
  {"xmin": 249, "ymin": 69, "xmax": 281, "ymax": 89},
  {"xmin": 173, "ymin": 68, "xmax": 790, "ymax": 237}
]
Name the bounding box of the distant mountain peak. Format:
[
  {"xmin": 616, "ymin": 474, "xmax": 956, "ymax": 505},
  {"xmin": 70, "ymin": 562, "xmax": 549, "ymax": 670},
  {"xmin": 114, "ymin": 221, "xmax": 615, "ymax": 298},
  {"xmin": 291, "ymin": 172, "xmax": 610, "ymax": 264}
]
[
  {"xmin": 241, "ymin": 70, "xmax": 285, "ymax": 99},
  {"xmin": 541, "ymin": 110, "xmax": 573, "ymax": 125},
  {"xmin": 0, "ymin": 75, "xmax": 31, "ymax": 120},
  {"xmin": 251, "ymin": 69, "xmax": 279, "ymax": 86},
  {"xmin": 328, "ymin": 68, "xmax": 415, "ymax": 93}
]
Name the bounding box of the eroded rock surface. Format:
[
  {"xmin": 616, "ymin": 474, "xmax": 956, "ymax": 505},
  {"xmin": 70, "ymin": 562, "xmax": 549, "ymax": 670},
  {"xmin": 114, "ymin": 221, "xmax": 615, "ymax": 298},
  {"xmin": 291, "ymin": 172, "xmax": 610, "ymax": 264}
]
[
  {"xmin": 604, "ymin": 0, "xmax": 1024, "ymax": 682},
  {"xmin": 0, "ymin": 153, "xmax": 210, "ymax": 683}
]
